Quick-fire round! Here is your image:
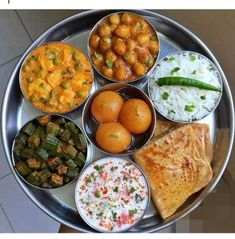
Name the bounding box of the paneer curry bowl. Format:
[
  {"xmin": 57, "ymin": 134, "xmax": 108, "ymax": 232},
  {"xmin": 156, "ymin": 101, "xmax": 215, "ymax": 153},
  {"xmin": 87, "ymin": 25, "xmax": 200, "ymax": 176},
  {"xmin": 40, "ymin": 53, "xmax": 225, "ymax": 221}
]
[
  {"xmin": 19, "ymin": 42, "xmax": 94, "ymax": 113},
  {"xmin": 88, "ymin": 12, "xmax": 159, "ymax": 83}
]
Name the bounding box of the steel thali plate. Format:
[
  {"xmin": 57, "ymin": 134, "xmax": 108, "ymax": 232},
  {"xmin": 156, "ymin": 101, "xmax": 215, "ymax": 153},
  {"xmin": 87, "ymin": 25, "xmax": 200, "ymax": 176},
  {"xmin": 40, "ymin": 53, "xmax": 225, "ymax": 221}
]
[{"xmin": 1, "ymin": 10, "xmax": 234, "ymax": 232}]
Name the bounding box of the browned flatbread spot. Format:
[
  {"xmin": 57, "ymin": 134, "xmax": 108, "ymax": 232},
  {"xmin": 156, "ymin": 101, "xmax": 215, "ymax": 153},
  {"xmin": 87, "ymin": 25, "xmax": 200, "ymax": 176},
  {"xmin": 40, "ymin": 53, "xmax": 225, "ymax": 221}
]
[{"xmin": 133, "ymin": 123, "xmax": 213, "ymax": 219}]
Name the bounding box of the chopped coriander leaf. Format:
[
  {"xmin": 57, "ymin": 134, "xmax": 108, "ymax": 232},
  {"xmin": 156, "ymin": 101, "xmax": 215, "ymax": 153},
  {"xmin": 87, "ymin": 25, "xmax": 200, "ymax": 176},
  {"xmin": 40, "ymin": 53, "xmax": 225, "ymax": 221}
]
[
  {"xmin": 162, "ymin": 92, "xmax": 169, "ymax": 100},
  {"xmin": 39, "ymin": 97, "xmax": 47, "ymax": 104},
  {"xmin": 94, "ymin": 52, "xmax": 100, "ymax": 59},
  {"xmin": 168, "ymin": 56, "xmax": 175, "ymax": 61},
  {"xmin": 150, "ymin": 35, "xmax": 156, "ymax": 41},
  {"xmin": 129, "ymin": 187, "xmax": 136, "ymax": 194},
  {"xmin": 189, "ymin": 53, "xmax": 196, "ymax": 61},
  {"xmin": 39, "ymin": 83, "xmax": 44, "ymax": 88},
  {"xmin": 113, "ymin": 186, "xmax": 118, "ymax": 192},
  {"xmin": 67, "ymin": 102, "xmax": 73, "ymax": 108},
  {"xmin": 94, "ymin": 191, "xmax": 101, "ymax": 198},
  {"xmin": 171, "ymin": 67, "xmax": 180, "ymax": 75},
  {"xmin": 144, "ymin": 58, "xmax": 151, "ymax": 67},
  {"xmin": 184, "ymin": 104, "xmax": 195, "ymax": 112},
  {"xmin": 200, "ymin": 95, "xmax": 206, "ymax": 100},
  {"xmin": 86, "ymin": 177, "xmax": 92, "ymax": 183},
  {"xmin": 94, "ymin": 165, "xmax": 104, "ymax": 171},
  {"xmin": 135, "ymin": 22, "xmax": 142, "ymax": 29},
  {"xmin": 168, "ymin": 109, "xmax": 175, "ymax": 114},
  {"xmin": 105, "ymin": 60, "xmax": 113, "ymax": 69},
  {"xmin": 124, "ymin": 55, "xmax": 128, "ymax": 61},
  {"xmin": 192, "ymin": 70, "xmax": 197, "ymax": 74},
  {"xmin": 129, "ymin": 209, "xmax": 137, "ymax": 216},
  {"xmin": 111, "ymin": 211, "xmax": 117, "ymax": 220}
]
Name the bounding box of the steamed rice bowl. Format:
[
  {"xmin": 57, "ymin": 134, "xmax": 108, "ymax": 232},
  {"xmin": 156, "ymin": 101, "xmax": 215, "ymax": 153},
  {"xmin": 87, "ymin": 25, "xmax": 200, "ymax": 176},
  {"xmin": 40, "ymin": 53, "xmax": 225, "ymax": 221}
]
[{"xmin": 148, "ymin": 51, "xmax": 222, "ymax": 122}]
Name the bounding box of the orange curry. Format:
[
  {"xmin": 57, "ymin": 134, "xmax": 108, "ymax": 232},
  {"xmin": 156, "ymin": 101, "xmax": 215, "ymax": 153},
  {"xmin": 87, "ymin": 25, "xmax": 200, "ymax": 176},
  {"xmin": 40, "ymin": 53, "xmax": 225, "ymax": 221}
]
[
  {"xmin": 20, "ymin": 42, "xmax": 93, "ymax": 113},
  {"xmin": 89, "ymin": 12, "xmax": 159, "ymax": 82}
]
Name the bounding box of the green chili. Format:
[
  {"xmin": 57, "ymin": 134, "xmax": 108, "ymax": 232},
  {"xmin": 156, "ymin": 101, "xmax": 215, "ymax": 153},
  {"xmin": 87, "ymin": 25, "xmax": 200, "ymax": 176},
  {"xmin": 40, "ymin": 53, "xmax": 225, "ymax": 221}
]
[{"xmin": 156, "ymin": 77, "xmax": 221, "ymax": 92}]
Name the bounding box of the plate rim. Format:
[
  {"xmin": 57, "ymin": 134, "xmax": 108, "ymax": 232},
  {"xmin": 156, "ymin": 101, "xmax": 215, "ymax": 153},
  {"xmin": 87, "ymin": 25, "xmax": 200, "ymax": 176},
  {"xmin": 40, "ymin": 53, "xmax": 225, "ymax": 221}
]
[{"xmin": 1, "ymin": 9, "xmax": 234, "ymax": 232}]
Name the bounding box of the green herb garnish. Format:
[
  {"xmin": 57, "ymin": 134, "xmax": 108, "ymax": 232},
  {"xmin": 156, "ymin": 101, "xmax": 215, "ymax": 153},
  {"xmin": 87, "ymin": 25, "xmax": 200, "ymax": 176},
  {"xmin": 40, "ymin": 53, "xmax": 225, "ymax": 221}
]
[
  {"xmin": 192, "ymin": 70, "xmax": 197, "ymax": 74},
  {"xmin": 94, "ymin": 191, "xmax": 101, "ymax": 198},
  {"xmin": 189, "ymin": 53, "xmax": 196, "ymax": 61},
  {"xmin": 129, "ymin": 209, "xmax": 137, "ymax": 216},
  {"xmin": 113, "ymin": 186, "xmax": 118, "ymax": 192},
  {"xmin": 129, "ymin": 187, "xmax": 136, "ymax": 194},
  {"xmin": 111, "ymin": 211, "xmax": 117, "ymax": 221},
  {"xmin": 94, "ymin": 165, "xmax": 104, "ymax": 172},
  {"xmin": 171, "ymin": 67, "xmax": 180, "ymax": 75},
  {"xmin": 184, "ymin": 104, "xmax": 195, "ymax": 112},
  {"xmin": 200, "ymin": 95, "xmax": 206, "ymax": 100},
  {"xmin": 105, "ymin": 60, "xmax": 113, "ymax": 69},
  {"xmin": 150, "ymin": 35, "xmax": 156, "ymax": 41},
  {"xmin": 162, "ymin": 92, "xmax": 169, "ymax": 100}
]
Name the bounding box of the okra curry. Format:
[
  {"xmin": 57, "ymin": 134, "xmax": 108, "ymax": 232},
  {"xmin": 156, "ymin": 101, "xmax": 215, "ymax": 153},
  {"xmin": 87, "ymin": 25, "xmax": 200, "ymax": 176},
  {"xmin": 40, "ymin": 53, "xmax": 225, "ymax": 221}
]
[
  {"xmin": 20, "ymin": 42, "xmax": 93, "ymax": 113},
  {"xmin": 13, "ymin": 115, "xmax": 87, "ymax": 188},
  {"xmin": 89, "ymin": 12, "xmax": 159, "ymax": 81}
]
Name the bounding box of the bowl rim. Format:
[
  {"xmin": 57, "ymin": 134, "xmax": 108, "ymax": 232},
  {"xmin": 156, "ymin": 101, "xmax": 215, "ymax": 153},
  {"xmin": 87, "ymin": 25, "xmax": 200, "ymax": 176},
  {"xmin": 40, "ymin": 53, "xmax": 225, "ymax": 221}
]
[
  {"xmin": 81, "ymin": 82, "xmax": 156, "ymax": 156},
  {"xmin": 19, "ymin": 41, "xmax": 95, "ymax": 114},
  {"xmin": 147, "ymin": 50, "xmax": 224, "ymax": 124},
  {"xmin": 74, "ymin": 156, "xmax": 151, "ymax": 233},
  {"xmin": 87, "ymin": 11, "xmax": 160, "ymax": 84},
  {"xmin": 11, "ymin": 113, "xmax": 90, "ymax": 191}
]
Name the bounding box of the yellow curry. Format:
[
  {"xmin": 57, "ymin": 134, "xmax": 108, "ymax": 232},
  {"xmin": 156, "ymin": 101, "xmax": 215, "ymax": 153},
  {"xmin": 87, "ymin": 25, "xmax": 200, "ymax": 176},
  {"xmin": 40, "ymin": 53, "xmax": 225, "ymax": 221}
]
[{"xmin": 20, "ymin": 42, "xmax": 93, "ymax": 113}]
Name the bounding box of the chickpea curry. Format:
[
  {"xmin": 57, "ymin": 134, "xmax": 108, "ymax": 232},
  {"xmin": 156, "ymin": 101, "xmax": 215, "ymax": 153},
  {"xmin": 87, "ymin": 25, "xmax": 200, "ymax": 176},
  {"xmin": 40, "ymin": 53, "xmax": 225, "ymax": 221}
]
[
  {"xmin": 89, "ymin": 12, "xmax": 159, "ymax": 82},
  {"xmin": 20, "ymin": 42, "xmax": 93, "ymax": 113}
]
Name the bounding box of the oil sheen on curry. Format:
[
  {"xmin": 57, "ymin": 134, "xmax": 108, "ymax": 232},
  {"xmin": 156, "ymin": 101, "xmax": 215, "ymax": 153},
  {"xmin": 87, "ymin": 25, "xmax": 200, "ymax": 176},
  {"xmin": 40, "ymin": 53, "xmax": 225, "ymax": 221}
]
[
  {"xmin": 89, "ymin": 12, "xmax": 159, "ymax": 82},
  {"xmin": 20, "ymin": 42, "xmax": 93, "ymax": 113}
]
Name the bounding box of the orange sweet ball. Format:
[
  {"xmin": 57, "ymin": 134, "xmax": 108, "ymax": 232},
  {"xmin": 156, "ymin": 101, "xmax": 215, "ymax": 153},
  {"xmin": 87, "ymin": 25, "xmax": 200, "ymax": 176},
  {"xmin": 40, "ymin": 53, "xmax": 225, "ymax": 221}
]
[
  {"xmin": 91, "ymin": 91, "xmax": 124, "ymax": 123},
  {"xmin": 96, "ymin": 122, "xmax": 132, "ymax": 153},
  {"xmin": 119, "ymin": 99, "xmax": 152, "ymax": 134}
]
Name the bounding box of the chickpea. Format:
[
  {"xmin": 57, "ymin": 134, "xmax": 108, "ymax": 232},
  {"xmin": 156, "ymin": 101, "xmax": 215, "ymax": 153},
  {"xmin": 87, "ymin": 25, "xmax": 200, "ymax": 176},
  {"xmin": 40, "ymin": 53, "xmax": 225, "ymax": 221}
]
[
  {"xmin": 102, "ymin": 65, "xmax": 113, "ymax": 79},
  {"xmin": 124, "ymin": 51, "xmax": 137, "ymax": 65},
  {"xmin": 89, "ymin": 34, "xmax": 100, "ymax": 48},
  {"xmin": 121, "ymin": 13, "xmax": 133, "ymax": 24},
  {"xmin": 114, "ymin": 25, "xmax": 130, "ymax": 39},
  {"xmin": 133, "ymin": 62, "xmax": 146, "ymax": 76},
  {"xmin": 113, "ymin": 59, "xmax": 126, "ymax": 69},
  {"xmin": 137, "ymin": 33, "xmax": 150, "ymax": 46},
  {"xmin": 98, "ymin": 23, "xmax": 111, "ymax": 38},
  {"xmin": 113, "ymin": 39, "xmax": 126, "ymax": 56},
  {"xmin": 126, "ymin": 39, "xmax": 137, "ymax": 51},
  {"xmin": 91, "ymin": 53, "xmax": 104, "ymax": 67},
  {"xmin": 99, "ymin": 37, "xmax": 111, "ymax": 53},
  {"xmin": 130, "ymin": 25, "xmax": 141, "ymax": 37},
  {"xmin": 148, "ymin": 40, "xmax": 159, "ymax": 55},
  {"xmin": 135, "ymin": 46, "xmax": 150, "ymax": 63},
  {"xmin": 110, "ymin": 24, "xmax": 118, "ymax": 32},
  {"xmin": 105, "ymin": 50, "xmax": 117, "ymax": 63},
  {"xmin": 109, "ymin": 14, "xmax": 120, "ymax": 25},
  {"xmin": 115, "ymin": 68, "xmax": 128, "ymax": 81}
]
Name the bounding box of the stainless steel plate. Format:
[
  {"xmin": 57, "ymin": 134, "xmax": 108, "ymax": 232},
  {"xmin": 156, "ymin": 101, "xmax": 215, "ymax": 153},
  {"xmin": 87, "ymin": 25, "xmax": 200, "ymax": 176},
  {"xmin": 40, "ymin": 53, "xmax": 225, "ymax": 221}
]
[{"xmin": 1, "ymin": 10, "xmax": 234, "ymax": 232}]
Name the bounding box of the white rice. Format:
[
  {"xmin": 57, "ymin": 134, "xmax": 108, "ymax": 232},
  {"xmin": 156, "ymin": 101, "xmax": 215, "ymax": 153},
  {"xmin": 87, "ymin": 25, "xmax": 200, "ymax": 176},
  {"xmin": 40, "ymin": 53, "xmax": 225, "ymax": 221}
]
[{"xmin": 148, "ymin": 51, "xmax": 222, "ymax": 122}]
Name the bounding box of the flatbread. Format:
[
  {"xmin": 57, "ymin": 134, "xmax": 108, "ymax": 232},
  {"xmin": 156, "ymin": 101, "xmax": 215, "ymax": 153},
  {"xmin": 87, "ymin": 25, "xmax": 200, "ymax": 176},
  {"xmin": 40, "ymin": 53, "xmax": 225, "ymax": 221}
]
[{"xmin": 133, "ymin": 123, "xmax": 213, "ymax": 219}]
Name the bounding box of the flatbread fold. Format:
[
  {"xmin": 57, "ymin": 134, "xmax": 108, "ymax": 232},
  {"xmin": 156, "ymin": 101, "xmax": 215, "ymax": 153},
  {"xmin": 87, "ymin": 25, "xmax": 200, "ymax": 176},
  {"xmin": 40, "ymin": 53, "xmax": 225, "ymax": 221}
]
[{"xmin": 133, "ymin": 123, "xmax": 213, "ymax": 219}]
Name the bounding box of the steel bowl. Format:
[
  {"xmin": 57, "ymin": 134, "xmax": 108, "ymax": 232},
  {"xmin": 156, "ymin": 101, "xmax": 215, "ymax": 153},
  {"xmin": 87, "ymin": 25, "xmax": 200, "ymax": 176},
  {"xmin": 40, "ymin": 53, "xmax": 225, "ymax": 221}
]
[
  {"xmin": 87, "ymin": 11, "xmax": 160, "ymax": 84},
  {"xmin": 19, "ymin": 41, "xmax": 94, "ymax": 114},
  {"xmin": 74, "ymin": 156, "xmax": 151, "ymax": 232},
  {"xmin": 148, "ymin": 50, "xmax": 223, "ymax": 123},
  {"xmin": 11, "ymin": 114, "xmax": 90, "ymax": 190},
  {"xmin": 82, "ymin": 83, "xmax": 156, "ymax": 157}
]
